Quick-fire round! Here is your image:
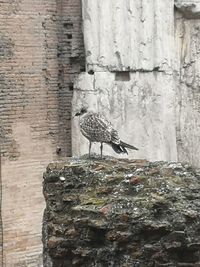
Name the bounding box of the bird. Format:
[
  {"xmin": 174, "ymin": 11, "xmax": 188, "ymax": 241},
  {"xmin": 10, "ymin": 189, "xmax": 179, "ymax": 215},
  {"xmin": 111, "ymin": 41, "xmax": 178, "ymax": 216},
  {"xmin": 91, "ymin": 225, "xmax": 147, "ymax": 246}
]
[{"xmin": 74, "ymin": 107, "xmax": 138, "ymax": 158}]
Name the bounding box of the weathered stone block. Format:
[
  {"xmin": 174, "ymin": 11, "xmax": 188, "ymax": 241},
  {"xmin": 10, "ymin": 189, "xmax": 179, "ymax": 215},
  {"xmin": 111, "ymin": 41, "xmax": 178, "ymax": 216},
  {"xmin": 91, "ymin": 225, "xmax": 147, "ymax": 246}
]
[
  {"xmin": 82, "ymin": 0, "xmax": 174, "ymax": 72},
  {"xmin": 175, "ymin": 0, "xmax": 200, "ymax": 19},
  {"xmin": 43, "ymin": 158, "xmax": 200, "ymax": 267}
]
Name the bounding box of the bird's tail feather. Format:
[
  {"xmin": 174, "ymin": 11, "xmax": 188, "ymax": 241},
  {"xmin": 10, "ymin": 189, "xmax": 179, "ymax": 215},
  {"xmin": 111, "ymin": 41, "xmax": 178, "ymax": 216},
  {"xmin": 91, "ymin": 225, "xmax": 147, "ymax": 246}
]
[
  {"xmin": 120, "ymin": 141, "xmax": 139, "ymax": 151},
  {"xmin": 111, "ymin": 143, "xmax": 128, "ymax": 154},
  {"xmin": 110, "ymin": 141, "xmax": 138, "ymax": 154}
]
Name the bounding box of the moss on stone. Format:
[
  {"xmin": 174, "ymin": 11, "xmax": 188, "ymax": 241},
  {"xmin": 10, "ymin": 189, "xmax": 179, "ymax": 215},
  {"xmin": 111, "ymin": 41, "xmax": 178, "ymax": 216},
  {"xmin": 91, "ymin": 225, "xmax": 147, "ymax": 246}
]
[{"xmin": 43, "ymin": 158, "xmax": 200, "ymax": 267}]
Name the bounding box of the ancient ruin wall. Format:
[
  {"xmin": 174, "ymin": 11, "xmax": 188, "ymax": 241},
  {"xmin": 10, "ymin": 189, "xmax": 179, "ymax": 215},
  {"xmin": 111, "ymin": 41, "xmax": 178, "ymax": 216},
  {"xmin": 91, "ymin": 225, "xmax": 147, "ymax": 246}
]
[
  {"xmin": 72, "ymin": 0, "xmax": 177, "ymax": 162},
  {"xmin": 0, "ymin": 0, "xmax": 200, "ymax": 266},
  {"xmin": 175, "ymin": 1, "xmax": 200, "ymax": 167},
  {"xmin": 0, "ymin": 0, "xmax": 84, "ymax": 266},
  {"xmin": 43, "ymin": 158, "xmax": 200, "ymax": 267},
  {"xmin": 72, "ymin": 0, "xmax": 200, "ymax": 168}
]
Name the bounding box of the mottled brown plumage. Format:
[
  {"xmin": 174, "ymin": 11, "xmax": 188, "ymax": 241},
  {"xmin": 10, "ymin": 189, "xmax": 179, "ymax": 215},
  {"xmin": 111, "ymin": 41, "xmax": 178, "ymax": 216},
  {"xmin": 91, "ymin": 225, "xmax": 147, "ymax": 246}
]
[{"xmin": 75, "ymin": 107, "xmax": 138, "ymax": 157}]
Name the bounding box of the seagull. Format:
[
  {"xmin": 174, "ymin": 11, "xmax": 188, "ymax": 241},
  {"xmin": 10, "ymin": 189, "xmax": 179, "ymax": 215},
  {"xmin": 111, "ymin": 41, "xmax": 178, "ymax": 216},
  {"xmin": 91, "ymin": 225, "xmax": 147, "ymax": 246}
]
[{"xmin": 74, "ymin": 107, "xmax": 138, "ymax": 158}]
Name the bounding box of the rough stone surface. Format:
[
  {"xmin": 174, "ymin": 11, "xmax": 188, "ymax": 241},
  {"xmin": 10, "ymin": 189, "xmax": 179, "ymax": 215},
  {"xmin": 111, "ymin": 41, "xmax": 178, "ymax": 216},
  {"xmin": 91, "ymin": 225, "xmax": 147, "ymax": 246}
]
[
  {"xmin": 43, "ymin": 157, "xmax": 200, "ymax": 267},
  {"xmin": 175, "ymin": 0, "xmax": 200, "ymax": 19}
]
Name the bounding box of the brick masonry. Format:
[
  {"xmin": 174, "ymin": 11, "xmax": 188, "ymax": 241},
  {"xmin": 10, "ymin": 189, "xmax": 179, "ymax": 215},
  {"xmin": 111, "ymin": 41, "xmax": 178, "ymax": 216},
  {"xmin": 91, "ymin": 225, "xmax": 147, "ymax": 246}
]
[{"xmin": 0, "ymin": 0, "xmax": 84, "ymax": 266}]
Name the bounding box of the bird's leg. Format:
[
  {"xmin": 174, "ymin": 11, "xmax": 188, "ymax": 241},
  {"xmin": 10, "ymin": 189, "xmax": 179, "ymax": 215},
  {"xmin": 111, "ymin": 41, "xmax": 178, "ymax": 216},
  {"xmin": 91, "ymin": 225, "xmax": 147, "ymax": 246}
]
[
  {"xmin": 100, "ymin": 142, "xmax": 103, "ymax": 158},
  {"xmin": 89, "ymin": 141, "xmax": 92, "ymax": 158}
]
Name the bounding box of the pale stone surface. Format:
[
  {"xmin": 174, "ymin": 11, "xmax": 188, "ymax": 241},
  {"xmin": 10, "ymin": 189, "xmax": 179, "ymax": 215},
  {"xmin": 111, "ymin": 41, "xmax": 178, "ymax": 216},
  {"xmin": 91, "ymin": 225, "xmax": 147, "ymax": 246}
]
[
  {"xmin": 72, "ymin": 72, "xmax": 177, "ymax": 162},
  {"xmin": 82, "ymin": 0, "xmax": 174, "ymax": 72},
  {"xmin": 72, "ymin": 0, "xmax": 200, "ymax": 168},
  {"xmin": 175, "ymin": 11, "xmax": 200, "ymax": 167},
  {"xmin": 73, "ymin": 0, "xmax": 176, "ymax": 162}
]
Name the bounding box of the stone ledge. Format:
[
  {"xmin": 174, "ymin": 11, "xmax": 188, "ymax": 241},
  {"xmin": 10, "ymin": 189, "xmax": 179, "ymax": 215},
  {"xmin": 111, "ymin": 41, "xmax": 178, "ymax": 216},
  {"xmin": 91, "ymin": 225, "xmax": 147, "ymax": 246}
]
[
  {"xmin": 175, "ymin": 0, "xmax": 200, "ymax": 19},
  {"xmin": 43, "ymin": 158, "xmax": 200, "ymax": 267}
]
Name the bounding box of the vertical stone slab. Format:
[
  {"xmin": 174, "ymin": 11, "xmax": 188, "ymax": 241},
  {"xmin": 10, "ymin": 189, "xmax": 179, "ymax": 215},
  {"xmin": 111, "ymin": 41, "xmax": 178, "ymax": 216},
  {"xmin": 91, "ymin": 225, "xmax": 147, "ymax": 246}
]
[
  {"xmin": 175, "ymin": 7, "xmax": 200, "ymax": 167},
  {"xmin": 82, "ymin": 0, "xmax": 174, "ymax": 72},
  {"xmin": 72, "ymin": 0, "xmax": 176, "ymax": 162}
]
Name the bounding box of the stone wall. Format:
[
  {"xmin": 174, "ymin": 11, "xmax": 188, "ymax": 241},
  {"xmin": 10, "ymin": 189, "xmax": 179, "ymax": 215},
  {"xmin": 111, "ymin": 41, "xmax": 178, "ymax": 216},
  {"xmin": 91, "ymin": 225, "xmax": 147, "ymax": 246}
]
[
  {"xmin": 175, "ymin": 2, "xmax": 200, "ymax": 167},
  {"xmin": 0, "ymin": 0, "xmax": 84, "ymax": 266},
  {"xmin": 72, "ymin": 0, "xmax": 176, "ymax": 162},
  {"xmin": 72, "ymin": 0, "xmax": 200, "ymax": 168},
  {"xmin": 82, "ymin": 0, "xmax": 174, "ymax": 72},
  {"xmin": 43, "ymin": 158, "xmax": 200, "ymax": 267},
  {"xmin": 1, "ymin": 0, "xmax": 200, "ymax": 265}
]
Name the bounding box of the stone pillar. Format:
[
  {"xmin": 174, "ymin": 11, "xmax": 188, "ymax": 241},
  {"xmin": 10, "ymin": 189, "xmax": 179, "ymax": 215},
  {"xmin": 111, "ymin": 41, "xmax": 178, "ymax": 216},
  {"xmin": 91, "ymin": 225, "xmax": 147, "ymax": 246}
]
[
  {"xmin": 175, "ymin": 0, "xmax": 200, "ymax": 167},
  {"xmin": 72, "ymin": 0, "xmax": 177, "ymax": 162},
  {"xmin": 72, "ymin": 0, "xmax": 200, "ymax": 168}
]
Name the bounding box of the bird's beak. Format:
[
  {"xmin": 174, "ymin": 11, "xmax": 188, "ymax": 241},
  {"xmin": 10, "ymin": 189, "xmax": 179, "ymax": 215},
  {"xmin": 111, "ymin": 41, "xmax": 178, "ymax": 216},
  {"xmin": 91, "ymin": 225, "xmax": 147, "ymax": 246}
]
[{"xmin": 73, "ymin": 112, "xmax": 80, "ymax": 118}]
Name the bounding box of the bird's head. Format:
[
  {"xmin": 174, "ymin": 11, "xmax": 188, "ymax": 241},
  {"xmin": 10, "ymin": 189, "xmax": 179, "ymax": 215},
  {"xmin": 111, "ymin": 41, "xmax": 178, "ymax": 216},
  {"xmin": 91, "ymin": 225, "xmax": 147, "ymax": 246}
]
[{"xmin": 74, "ymin": 106, "xmax": 88, "ymax": 117}]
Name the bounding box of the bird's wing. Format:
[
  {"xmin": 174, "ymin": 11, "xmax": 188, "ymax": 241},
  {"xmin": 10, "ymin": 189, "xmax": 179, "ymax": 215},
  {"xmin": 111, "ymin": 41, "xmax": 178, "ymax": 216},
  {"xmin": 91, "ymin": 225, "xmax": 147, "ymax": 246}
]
[
  {"xmin": 110, "ymin": 129, "xmax": 121, "ymax": 145},
  {"xmin": 80, "ymin": 113, "xmax": 115, "ymax": 142}
]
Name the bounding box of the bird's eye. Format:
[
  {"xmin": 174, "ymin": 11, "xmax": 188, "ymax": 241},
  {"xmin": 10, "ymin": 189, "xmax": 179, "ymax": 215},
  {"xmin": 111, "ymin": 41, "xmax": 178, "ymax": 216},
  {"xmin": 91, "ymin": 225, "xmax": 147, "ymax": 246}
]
[{"xmin": 81, "ymin": 108, "xmax": 87, "ymax": 113}]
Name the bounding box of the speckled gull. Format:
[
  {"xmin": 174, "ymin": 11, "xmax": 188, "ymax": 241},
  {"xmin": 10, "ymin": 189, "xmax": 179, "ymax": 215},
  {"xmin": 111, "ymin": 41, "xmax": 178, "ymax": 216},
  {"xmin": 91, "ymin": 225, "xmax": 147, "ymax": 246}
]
[{"xmin": 74, "ymin": 107, "xmax": 138, "ymax": 158}]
